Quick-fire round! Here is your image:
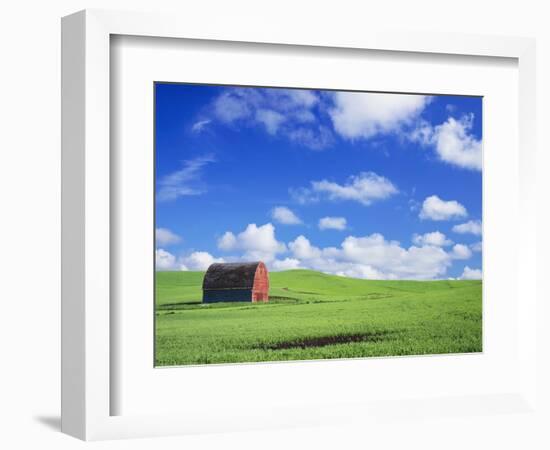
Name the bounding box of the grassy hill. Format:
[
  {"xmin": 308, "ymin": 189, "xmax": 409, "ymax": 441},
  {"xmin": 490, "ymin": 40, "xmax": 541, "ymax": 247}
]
[{"xmin": 155, "ymin": 269, "xmax": 482, "ymax": 366}]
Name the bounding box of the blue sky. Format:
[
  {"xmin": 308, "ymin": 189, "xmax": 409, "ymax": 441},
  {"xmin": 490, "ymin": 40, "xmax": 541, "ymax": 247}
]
[{"xmin": 155, "ymin": 83, "xmax": 482, "ymax": 280}]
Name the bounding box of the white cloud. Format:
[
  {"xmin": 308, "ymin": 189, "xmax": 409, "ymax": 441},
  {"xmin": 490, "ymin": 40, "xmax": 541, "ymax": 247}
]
[
  {"xmin": 235, "ymin": 223, "xmax": 286, "ymax": 254},
  {"xmin": 155, "ymin": 228, "xmax": 181, "ymax": 246},
  {"xmin": 287, "ymin": 233, "xmax": 454, "ymax": 280},
  {"xmin": 209, "ymin": 87, "xmax": 332, "ymax": 150},
  {"xmin": 294, "ymin": 109, "xmax": 316, "ymax": 123},
  {"xmin": 410, "ymin": 114, "xmax": 482, "ymax": 171},
  {"xmin": 433, "ymin": 115, "xmax": 482, "ymax": 170},
  {"xmin": 157, "ymin": 155, "xmax": 215, "ymax": 202},
  {"xmin": 217, "ymin": 232, "xmax": 237, "ymax": 250},
  {"xmin": 419, "ymin": 195, "xmax": 468, "ymax": 221},
  {"xmin": 282, "ymin": 89, "xmax": 319, "ymax": 108},
  {"xmin": 191, "ymin": 119, "xmax": 211, "ymax": 133},
  {"xmin": 271, "ymin": 206, "xmax": 302, "ymax": 225},
  {"xmin": 289, "ymin": 235, "xmax": 322, "ymax": 260},
  {"xmin": 408, "ymin": 119, "xmax": 434, "ymax": 146},
  {"xmin": 156, "ymin": 248, "xmax": 177, "ymax": 270},
  {"xmin": 272, "ymin": 258, "xmax": 302, "ymax": 271},
  {"xmin": 313, "ymin": 172, "xmax": 398, "ymax": 205},
  {"xmin": 338, "ymin": 234, "xmax": 451, "ymax": 279},
  {"xmin": 179, "ymin": 227, "xmax": 472, "ymax": 279},
  {"xmin": 319, "ymin": 216, "xmax": 347, "ymax": 230},
  {"xmin": 213, "ymin": 90, "xmax": 252, "ymax": 123},
  {"xmin": 453, "ymin": 220, "xmax": 482, "ymax": 236},
  {"xmin": 412, "ymin": 231, "xmax": 452, "ymax": 247},
  {"xmin": 292, "ymin": 172, "xmax": 398, "ymax": 206},
  {"xmin": 334, "ymin": 265, "xmax": 387, "ymax": 280},
  {"xmin": 180, "ymin": 251, "xmax": 224, "ymax": 271},
  {"xmin": 217, "ymin": 231, "xmax": 238, "ymax": 251},
  {"xmin": 329, "ymin": 92, "xmax": 430, "ymax": 140},
  {"xmin": 287, "ymin": 125, "xmax": 334, "ymax": 150},
  {"xmin": 450, "ymin": 243, "xmax": 472, "ymax": 260},
  {"xmin": 256, "ymin": 109, "xmax": 286, "ymax": 135},
  {"xmin": 156, "ymin": 248, "xmax": 223, "ymax": 271},
  {"xmin": 470, "ymin": 241, "xmax": 483, "ymax": 252},
  {"xmin": 289, "ymin": 186, "xmax": 320, "ymax": 205},
  {"xmin": 217, "ymin": 223, "xmax": 286, "ymax": 263},
  {"xmin": 460, "ymin": 266, "xmax": 482, "ymax": 280},
  {"xmin": 206, "ymin": 88, "xmax": 483, "ymax": 165}
]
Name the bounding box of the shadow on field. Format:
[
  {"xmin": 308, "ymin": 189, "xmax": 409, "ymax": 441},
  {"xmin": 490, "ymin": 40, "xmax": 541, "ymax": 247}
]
[
  {"xmin": 257, "ymin": 331, "xmax": 397, "ymax": 350},
  {"xmin": 158, "ymin": 300, "xmax": 202, "ymax": 310}
]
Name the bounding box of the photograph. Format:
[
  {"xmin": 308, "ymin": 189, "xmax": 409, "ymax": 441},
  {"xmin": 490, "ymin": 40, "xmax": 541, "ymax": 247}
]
[{"xmin": 154, "ymin": 83, "xmax": 483, "ymax": 366}]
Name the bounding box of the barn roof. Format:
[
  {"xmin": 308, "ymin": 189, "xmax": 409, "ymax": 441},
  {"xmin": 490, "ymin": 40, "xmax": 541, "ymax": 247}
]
[{"xmin": 202, "ymin": 262, "xmax": 264, "ymax": 290}]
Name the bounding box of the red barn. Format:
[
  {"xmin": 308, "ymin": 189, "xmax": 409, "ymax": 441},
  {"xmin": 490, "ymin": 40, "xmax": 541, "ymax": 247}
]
[{"xmin": 202, "ymin": 262, "xmax": 269, "ymax": 304}]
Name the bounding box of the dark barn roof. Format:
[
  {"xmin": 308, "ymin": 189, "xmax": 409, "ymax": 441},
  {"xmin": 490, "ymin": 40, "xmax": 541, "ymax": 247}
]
[{"xmin": 202, "ymin": 262, "xmax": 264, "ymax": 290}]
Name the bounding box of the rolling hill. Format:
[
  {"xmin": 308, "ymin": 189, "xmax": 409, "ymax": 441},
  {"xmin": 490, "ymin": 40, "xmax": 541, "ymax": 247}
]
[{"xmin": 155, "ymin": 269, "xmax": 482, "ymax": 366}]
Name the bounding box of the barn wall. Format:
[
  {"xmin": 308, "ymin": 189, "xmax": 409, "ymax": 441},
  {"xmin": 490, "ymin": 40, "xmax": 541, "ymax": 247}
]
[
  {"xmin": 252, "ymin": 263, "xmax": 269, "ymax": 302},
  {"xmin": 203, "ymin": 289, "xmax": 253, "ymax": 303},
  {"xmin": 252, "ymin": 291, "xmax": 268, "ymax": 302}
]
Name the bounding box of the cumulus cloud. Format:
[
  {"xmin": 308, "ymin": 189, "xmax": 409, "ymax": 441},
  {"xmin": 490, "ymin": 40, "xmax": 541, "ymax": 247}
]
[
  {"xmin": 157, "ymin": 155, "xmax": 215, "ymax": 202},
  {"xmin": 287, "ymin": 233, "xmax": 453, "ymax": 280},
  {"xmin": 156, "ymin": 248, "xmax": 223, "ymax": 271},
  {"xmin": 412, "ymin": 231, "xmax": 452, "ymax": 247},
  {"xmin": 453, "ymin": 220, "xmax": 482, "ymax": 236},
  {"xmin": 156, "ymin": 248, "xmax": 177, "ymax": 270},
  {"xmin": 204, "ymin": 87, "xmax": 482, "ymax": 170},
  {"xmin": 433, "ymin": 115, "xmax": 482, "ymax": 170},
  {"xmin": 218, "ymin": 231, "xmax": 238, "ymax": 251},
  {"xmin": 282, "ymin": 89, "xmax": 319, "ymax": 108},
  {"xmin": 156, "ymin": 228, "xmax": 181, "ymax": 246},
  {"xmin": 217, "ymin": 223, "xmax": 286, "ymax": 263},
  {"xmin": 272, "ymin": 258, "xmax": 302, "ymax": 271},
  {"xmin": 173, "ymin": 224, "xmax": 474, "ymax": 279},
  {"xmin": 209, "ymin": 87, "xmax": 332, "ymax": 150},
  {"xmin": 419, "ymin": 195, "xmax": 468, "ymax": 221},
  {"xmin": 470, "ymin": 241, "xmax": 483, "ymax": 252},
  {"xmin": 180, "ymin": 251, "xmax": 224, "ymax": 271},
  {"xmin": 410, "ymin": 114, "xmax": 482, "ymax": 171},
  {"xmin": 338, "ymin": 234, "xmax": 451, "ymax": 279},
  {"xmin": 460, "ymin": 266, "xmax": 482, "ymax": 280},
  {"xmin": 312, "ymin": 172, "xmax": 398, "ymax": 205},
  {"xmin": 256, "ymin": 109, "xmax": 285, "ymax": 135},
  {"xmin": 328, "ymin": 92, "xmax": 430, "ymax": 140},
  {"xmin": 213, "ymin": 90, "xmax": 252, "ymax": 123},
  {"xmin": 271, "ymin": 206, "xmax": 302, "ymax": 225},
  {"xmin": 450, "ymin": 244, "xmax": 472, "ymax": 260},
  {"xmin": 334, "ymin": 265, "xmax": 387, "ymax": 280},
  {"xmin": 289, "ymin": 235, "xmax": 322, "ymax": 260},
  {"xmin": 291, "ymin": 172, "xmax": 398, "ymax": 206},
  {"xmin": 319, "ymin": 216, "xmax": 347, "ymax": 230}
]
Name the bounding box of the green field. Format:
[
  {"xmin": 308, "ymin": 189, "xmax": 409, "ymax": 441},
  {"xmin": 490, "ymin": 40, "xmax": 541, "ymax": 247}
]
[{"xmin": 155, "ymin": 269, "xmax": 482, "ymax": 366}]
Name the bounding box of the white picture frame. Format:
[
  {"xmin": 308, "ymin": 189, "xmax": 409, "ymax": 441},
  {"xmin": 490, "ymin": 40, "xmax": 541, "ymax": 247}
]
[{"xmin": 61, "ymin": 9, "xmax": 537, "ymax": 441}]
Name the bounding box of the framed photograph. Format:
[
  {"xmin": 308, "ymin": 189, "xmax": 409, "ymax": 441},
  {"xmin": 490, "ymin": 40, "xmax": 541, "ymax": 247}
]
[
  {"xmin": 153, "ymin": 82, "xmax": 483, "ymax": 367},
  {"xmin": 62, "ymin": 9, "xmax": 537, "ymax": 441}
]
